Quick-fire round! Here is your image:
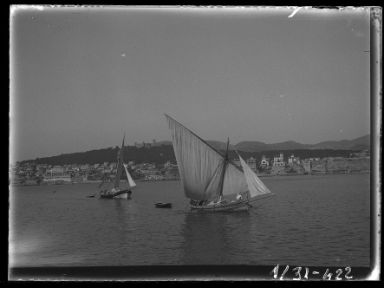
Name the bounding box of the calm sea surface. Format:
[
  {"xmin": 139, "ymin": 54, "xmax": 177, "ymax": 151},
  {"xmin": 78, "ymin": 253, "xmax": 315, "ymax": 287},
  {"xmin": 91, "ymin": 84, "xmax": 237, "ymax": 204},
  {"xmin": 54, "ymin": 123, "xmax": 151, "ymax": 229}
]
[{"xmin": 10, "ymin": 174, "xmax": 370, "ymax": 267}]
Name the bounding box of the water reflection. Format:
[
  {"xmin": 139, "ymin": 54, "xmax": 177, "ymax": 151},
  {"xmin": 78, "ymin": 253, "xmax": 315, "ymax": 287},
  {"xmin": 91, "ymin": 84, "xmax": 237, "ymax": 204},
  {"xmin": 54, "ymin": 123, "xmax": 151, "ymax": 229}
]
[
  {"xmin": 179, "ymin": 211, "xmax": 252, "ymax": 265},
  {"xmin": 179, "ymin": 212, "xmax": 227, "ymax": 264},
  {"xmin": 113, "ymin": 198, "xmax": 126, "ymax": 215},
  {"xmin": 112, "ymin": 199, "xmax": 140, "ymax": 223}
]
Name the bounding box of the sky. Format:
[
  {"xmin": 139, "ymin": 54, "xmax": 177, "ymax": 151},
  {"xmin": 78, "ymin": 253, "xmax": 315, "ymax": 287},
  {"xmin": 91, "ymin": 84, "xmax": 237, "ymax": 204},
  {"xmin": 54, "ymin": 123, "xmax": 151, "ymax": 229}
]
[{"xmin": 10, "ymin": 6, "xmax": 371, "ymax": 161}]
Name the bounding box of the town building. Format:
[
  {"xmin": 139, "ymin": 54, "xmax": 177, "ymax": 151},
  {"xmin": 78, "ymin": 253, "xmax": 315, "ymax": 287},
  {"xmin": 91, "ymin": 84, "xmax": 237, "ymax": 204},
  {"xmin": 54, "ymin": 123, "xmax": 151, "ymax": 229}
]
[
  {"xmin": 259, "ymin": 155, "xmax": 270, "ymax": 169},
  {"xmin": 273, "ymin": 153, "xmax": 285, "ymax": 167},
  {"xmin": 288, "ymin": 154, "xmax": 301, "ymax": 166},
  {"xmin": 351, "ymin": 150, "xmax": 370, "ymax": 158}
]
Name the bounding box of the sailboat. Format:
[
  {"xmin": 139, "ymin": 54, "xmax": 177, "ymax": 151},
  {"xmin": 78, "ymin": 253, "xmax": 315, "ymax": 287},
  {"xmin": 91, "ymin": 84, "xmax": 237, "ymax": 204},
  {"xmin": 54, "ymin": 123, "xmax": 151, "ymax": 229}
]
[
  {"xmin": 99, "ymin": 136, "xmax": 137, "ymax": 199},
  {"xmin": 165, "ymin": 114, "xmax": 273, "ymax": 212}
]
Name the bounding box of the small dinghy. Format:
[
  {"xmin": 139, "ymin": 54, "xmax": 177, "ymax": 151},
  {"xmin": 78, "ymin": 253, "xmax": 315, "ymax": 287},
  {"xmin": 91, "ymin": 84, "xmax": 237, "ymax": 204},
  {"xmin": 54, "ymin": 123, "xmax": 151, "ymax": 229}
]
[
  {"xmin": 155, "ymin": 202, "xmax": 172, "ymax": 208},
  {"xmin": 87, "ymin": 195, "xmax": 96, "ymax": 198}
]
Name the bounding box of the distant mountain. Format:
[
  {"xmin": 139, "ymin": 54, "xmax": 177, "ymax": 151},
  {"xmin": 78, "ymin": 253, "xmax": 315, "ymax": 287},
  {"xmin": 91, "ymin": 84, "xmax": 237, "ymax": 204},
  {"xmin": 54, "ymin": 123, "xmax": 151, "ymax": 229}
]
[
  {"xmin": 311, "ymin": 135, "xmax": 370, "ymax": 150},
  {"xmin": 141, "ymin": 135, "xmax": 370, "ymax": 152},
  {"xmin": 209, "ymin": 135, "xmax": 370, "ymax": 153},
  {"xmin": 21, "ymin": 135, "xmax": 369, "ymax": 165},
  {"xmin": 260, "ymin": 141, "xmax": 310, "ymax": 151},
  {"xmin": 234, "ymin": 141, "xmax": 269, "ymax": 152}
]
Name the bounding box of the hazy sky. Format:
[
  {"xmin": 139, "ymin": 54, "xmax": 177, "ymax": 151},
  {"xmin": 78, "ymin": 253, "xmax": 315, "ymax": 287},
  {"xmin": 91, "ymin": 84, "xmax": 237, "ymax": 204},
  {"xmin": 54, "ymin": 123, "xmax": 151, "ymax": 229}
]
[{"xmin": 11, "ymin": 6, "xmax": 371, "ymax": 161}]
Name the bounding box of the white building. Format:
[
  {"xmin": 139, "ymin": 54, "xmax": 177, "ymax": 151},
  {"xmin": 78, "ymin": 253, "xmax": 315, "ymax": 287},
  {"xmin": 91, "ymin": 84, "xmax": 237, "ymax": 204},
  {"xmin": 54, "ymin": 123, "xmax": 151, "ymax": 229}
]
[
  {"xmin": 273, "ymin": 153, "xmax": 285, "ymax": 167},
  {"xmin": 260, "ymin": 155, "xmax": 270, "ymax": 168}
]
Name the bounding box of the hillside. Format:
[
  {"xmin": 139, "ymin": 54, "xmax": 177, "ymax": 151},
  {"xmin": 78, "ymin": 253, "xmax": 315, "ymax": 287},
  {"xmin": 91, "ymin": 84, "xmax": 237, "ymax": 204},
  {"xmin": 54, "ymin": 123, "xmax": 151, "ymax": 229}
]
[
  {"xmin": 22, "ymin": 135, "xmax": 369, "ymax": 165},
  {"xmin": 32, "ymin": 145, "xmax": 176, "ymax": 166},
  {"xmin": 311, "ymin": 135, "xmax": 370, "ymax": 150}
]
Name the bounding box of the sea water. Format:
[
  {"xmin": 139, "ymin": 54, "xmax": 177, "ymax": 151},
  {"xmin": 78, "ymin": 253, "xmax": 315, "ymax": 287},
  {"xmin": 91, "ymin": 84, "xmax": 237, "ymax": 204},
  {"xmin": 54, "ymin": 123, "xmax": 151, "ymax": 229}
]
[{"xmin": 9, "ymin": 174, "xmax": 370, "ymax": 267}]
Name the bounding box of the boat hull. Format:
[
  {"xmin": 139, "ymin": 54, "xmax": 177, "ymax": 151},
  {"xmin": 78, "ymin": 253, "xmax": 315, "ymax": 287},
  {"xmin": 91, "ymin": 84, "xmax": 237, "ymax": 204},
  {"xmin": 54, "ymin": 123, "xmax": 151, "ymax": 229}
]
[
  {"xmin": 99, "ymin": 189, "xmax": 131, "ymax": 199},
  {"xmin": 155, "ymin": 202, "xmax": 172, "ymax": 208},
  {"xmin": 190, "ymin": 194, "xmax": 271, "ymax": 212},
  {"xmin": 191, "ymin": 200, "xmax": 249, "ymax": 212}
]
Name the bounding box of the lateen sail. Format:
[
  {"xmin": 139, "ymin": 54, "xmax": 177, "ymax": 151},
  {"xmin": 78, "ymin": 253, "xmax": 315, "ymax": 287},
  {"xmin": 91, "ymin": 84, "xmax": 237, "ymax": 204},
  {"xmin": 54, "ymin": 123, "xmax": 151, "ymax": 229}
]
[
  {"xmin": 239, "ymin": 155, "xmax": 271, "ymax": 198},
  {"xmin": 123, "ymin": 164, "xmax": 136, "ymax": 188},
  {"xmin": 166, "ymin": 114, "xmax": 248, "ymax": 200}
]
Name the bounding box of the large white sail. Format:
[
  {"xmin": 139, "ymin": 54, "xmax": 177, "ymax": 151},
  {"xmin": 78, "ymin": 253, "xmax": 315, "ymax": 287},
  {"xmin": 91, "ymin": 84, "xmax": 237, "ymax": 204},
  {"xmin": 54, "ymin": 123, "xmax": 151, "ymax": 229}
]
[
  {"xmin": 239, "ymin": 155, "xmax": 271, "ymax": 198},
  {"xmin": 165, "ymin": 114, "xmax": 248, "ymax": 200},
  {"xmin": 123, "ymin": 164, "xmax": 136, "ymax": 188}
]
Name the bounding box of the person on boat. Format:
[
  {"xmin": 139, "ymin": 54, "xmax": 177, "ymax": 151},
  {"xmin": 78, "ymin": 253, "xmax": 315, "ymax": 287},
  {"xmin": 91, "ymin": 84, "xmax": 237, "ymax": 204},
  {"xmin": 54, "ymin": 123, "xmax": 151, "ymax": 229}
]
[
  {"xmin": 236, "ymin": 194, "xmax": 243, "ymax": 201},
  {"xmin": 127, "ymin": 190, "xmax": 132, "ymax": 199},
  {"xmin": 190, "ymin": 199, "xmax": 199, "ymax": 206}
]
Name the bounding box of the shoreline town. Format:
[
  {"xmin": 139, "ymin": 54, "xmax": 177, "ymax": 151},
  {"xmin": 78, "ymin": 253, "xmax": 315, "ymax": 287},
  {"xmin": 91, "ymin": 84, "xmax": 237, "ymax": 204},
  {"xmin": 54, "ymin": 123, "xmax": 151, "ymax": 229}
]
[{"xmin": 10, "ymin": 149, "xmax": 370, "ymax": 186}]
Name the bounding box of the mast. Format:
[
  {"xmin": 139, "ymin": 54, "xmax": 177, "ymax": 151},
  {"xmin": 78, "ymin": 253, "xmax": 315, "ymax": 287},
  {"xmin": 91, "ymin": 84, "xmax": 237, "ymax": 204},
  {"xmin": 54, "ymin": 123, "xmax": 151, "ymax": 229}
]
[
  {"xmin": 218, "ymin": 138, "xmax": 230, "ymax": 198},
  {"xmin": 114, "ymin": 134, "xmax": 125, "ymax": 189}
]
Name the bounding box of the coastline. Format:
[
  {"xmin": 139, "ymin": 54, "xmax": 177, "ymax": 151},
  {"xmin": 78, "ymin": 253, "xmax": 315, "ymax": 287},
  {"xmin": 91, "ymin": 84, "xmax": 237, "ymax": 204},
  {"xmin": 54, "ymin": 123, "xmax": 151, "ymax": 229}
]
[{"xmin": 10, "ymin": 170, "xmax": 370, "ymax": 187}]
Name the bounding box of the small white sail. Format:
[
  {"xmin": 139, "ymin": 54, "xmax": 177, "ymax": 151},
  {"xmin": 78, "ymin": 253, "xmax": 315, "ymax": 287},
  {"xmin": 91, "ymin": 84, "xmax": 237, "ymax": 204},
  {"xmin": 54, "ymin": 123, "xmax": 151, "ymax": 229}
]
[
  {"xmin": 123, "ymin": 164, "xmax": 136, "ymax": 188},
  {"xmin": 239, "ymin": 155, "xmax": 271, "ymax": 198}
]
